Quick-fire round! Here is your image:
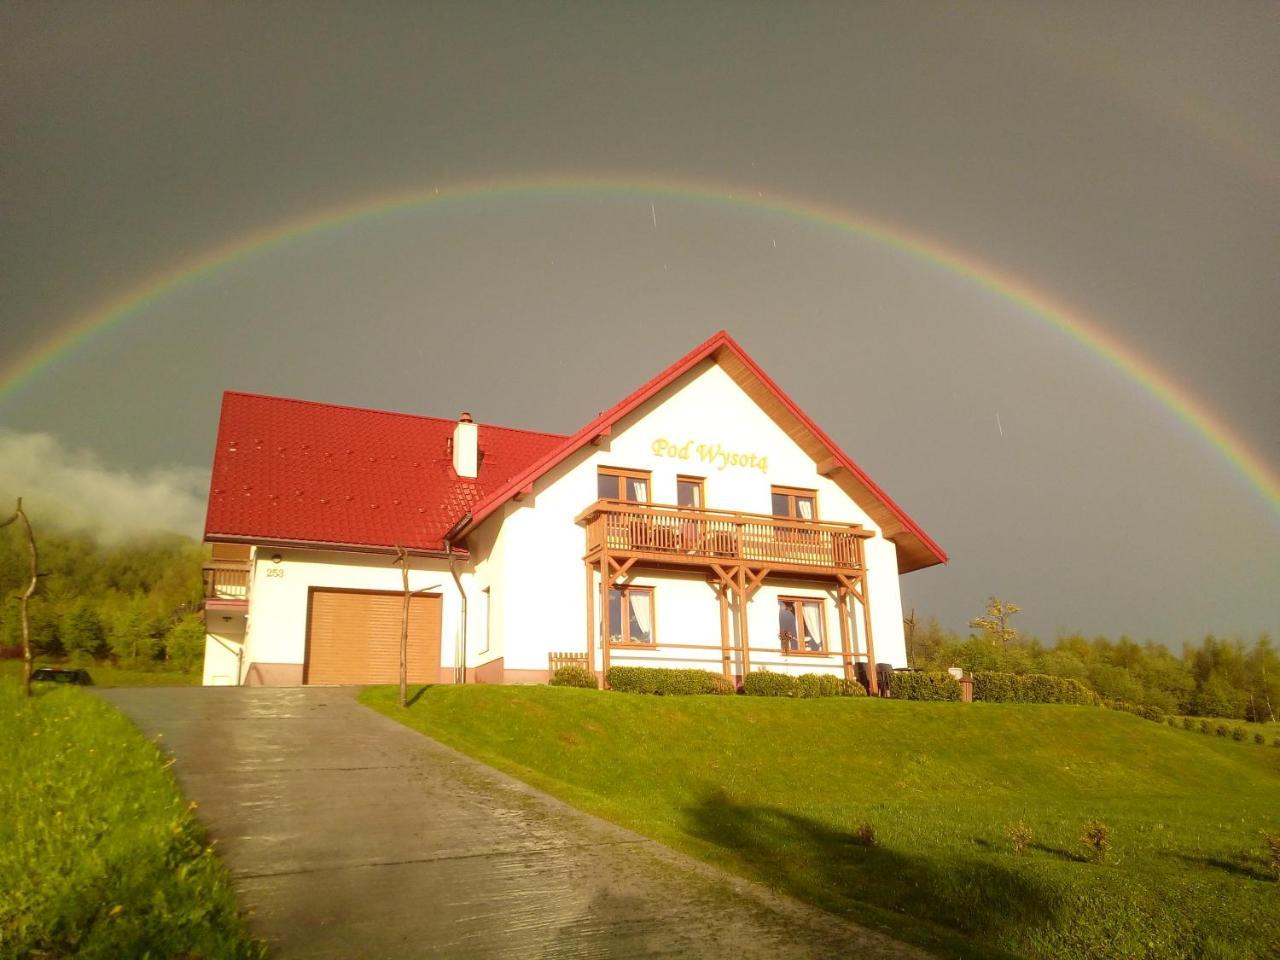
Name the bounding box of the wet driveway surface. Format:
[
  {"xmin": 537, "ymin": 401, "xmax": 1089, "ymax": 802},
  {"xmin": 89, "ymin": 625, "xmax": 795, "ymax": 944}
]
[{"xmin": 97, "ymin": 687, "xmax": 925, "ymax": 959}]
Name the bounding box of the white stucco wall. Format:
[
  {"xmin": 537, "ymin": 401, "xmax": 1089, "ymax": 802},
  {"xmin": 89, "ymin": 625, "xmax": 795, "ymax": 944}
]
[
  {"xmin": 202, "ymin": 619, "xmax": 245, "ymax": 685},
  {"xmin": 472, "ymin": 359, "xmax": 912, "ymax": 676},
  {"xmin": 238, "ymin": 547, "xmax": 468, "ymax": 677}
]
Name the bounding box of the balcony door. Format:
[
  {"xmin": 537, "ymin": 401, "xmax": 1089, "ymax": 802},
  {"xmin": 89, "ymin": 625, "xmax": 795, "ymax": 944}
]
[{"xmin": 771, "ymin": 486, "xmax": 820, "ymax": 564}]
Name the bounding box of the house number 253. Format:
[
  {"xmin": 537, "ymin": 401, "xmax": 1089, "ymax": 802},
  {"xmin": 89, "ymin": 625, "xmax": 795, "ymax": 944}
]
[{"xmin": 265, "ymin": 568, "xmax": 285, "ymax": 578}]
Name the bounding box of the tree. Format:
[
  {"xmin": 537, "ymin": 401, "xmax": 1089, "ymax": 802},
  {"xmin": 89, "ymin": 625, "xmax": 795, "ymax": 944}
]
[
  {"xmin": 59, "ymin": 602, "xmax": 105, "ymax": 659},
  {"xmin": 1, "ymin": 498, "xmax": 39, "ymax": 697},
  {"xmin": 969, "ymin": 596, "xmax": 1021, "ymax": 646},
  {"xmin": 106, "ymin": 595, "xmax": 160, "ymax": 665},
  {"xmin": 164, "ymin": 613, "xmax": 207, "ymax": 672}
]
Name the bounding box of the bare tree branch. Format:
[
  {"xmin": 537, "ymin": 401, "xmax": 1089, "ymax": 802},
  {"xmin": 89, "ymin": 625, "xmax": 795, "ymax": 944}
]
[{"xmin": 1, "ymin": 498, "xmax": 39, "ymax": 698}]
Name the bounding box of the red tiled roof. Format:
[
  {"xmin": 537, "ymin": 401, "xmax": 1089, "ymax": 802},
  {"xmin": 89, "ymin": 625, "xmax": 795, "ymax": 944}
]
[
  {"xmin": 203, "ymin": 393, "xmax": 565, "ymax": 553},
  {"xmin": 205, "ymin": 331, "xmax": 945, "ymax": 572}
]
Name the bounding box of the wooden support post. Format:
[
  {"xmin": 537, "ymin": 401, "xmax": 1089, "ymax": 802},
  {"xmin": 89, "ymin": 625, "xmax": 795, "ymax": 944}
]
[
  {"xmin": 716, "ymin": 581, "xmax": 732, "ymax": 682},
  {"xmin": 599, "ymin": 553, "xmax": 611, "ymax": 686},
  {"xmin": 860, "ymin": 571, "xmax": 878, "ymax": 694},
  {"xmin": 736, "ymin": 565, "xmax": 752, "ymax": 676},
  {"xmin": 584, "ymin": 561, "xmax": 598, "ymax": 686},
  {"xmin": 837, "ymin": 587, "xmax": 853, "ymax": 683}
]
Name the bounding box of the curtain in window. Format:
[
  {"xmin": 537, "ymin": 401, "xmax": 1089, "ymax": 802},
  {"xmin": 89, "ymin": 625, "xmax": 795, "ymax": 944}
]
[
  {"xmin": 628, "ymin": 478, "xmax": 648, "ymax": 502},
  {"xmin": 629, "ymin": 591, "xmax": 652, "ymax": 642},
  {"xmin": 799, "ymin": 601, "xmax": 822, "ymax": 651},
  {"xmin": 796, "ymin": 498, "xmax": 814, "ymax": 520}
]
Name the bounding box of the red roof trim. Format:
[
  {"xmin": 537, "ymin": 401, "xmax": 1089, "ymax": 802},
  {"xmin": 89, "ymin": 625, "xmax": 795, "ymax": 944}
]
[
  {"xmin": 205, "ymin": 533, "xmax": 464, "ymax": 559},
  {"xmin": 460, "ymin": 331, "xmax": 947, "ymax": 566},
  {"xmin": 717, "ymin": 333, "xmax": 948, "ymax": 564}
]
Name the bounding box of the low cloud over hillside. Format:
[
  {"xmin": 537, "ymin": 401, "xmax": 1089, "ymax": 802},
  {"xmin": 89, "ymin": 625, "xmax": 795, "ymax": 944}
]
[{"xmin": 0, "ymin": 429, "xmax": 206, "ymax": 541}]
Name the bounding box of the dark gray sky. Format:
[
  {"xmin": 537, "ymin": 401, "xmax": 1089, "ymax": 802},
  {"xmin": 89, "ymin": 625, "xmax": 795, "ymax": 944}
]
[{"xmin": 2, "ymin": 1, "xmax": 1277, "ymax": 643}]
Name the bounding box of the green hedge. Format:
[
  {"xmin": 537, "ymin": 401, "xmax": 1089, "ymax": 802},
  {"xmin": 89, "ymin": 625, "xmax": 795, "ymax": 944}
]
[
  {"xmin": 973, "ymin": 672, "xmax": 1096, "ymax": 705},
  {"xmin": 891, "ymin": 671, "xmax": 961, "ymax": 701},
  {"xmin": 743, "ymin": 671, "xmax": 866, "ymax": 698},
  {"xmin": 549, "ymin": 665, "xmax": 597, "ymax": 688},
  {"xmin": 606, "ymin": 666, "xmax": 736, "ymax": 695}
]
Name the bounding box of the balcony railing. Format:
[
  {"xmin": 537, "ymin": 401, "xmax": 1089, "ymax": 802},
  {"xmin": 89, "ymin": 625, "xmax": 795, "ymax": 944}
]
[
  {"xmin": 576, "ymin": 499, "xmax": 871, "ymax": 573},
  {"xmin": 203, "ymin": 561, "xmax": 250, "ymax": 601}
]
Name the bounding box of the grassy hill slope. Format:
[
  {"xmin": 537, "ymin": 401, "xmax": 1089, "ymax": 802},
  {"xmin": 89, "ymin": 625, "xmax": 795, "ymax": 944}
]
[{"xmin": 363, "ymin": 685, "xmax": 1279, "ymax": 960}]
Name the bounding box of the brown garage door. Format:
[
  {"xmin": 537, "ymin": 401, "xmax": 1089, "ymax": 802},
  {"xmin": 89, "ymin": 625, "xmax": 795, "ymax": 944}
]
[{"xmin": 305, "ymin": 589, "xmax": 442, "ymax": 685}]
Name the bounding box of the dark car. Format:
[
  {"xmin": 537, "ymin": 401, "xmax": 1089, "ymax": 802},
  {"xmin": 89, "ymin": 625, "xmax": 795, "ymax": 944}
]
[{"xmin": 31, "ymin": 667, "xmax": 93, "ymax": 685}]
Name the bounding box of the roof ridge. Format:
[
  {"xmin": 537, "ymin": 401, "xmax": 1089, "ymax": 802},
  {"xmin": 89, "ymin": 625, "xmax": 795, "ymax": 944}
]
[{"xmin": 221, "ymin": 390, "xmax": 569, "ymax": 440}]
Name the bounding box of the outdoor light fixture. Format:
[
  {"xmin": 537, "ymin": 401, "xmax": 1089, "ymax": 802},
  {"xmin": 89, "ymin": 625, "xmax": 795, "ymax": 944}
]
[{"xmin": 271, "ymin": 553, "xmax": 282, "ymax": 564}]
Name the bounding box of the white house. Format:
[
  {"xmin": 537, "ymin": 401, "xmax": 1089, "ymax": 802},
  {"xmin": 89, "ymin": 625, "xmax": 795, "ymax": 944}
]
[{"xmin": 201, "ymin": 331, "xmax": 946, "ymax": 690}]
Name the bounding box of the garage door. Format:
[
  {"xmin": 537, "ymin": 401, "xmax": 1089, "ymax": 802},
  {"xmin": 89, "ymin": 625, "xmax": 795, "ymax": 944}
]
[{"xmin": 305, "ymin": 589, "xmax": 442, "ymax": 685}]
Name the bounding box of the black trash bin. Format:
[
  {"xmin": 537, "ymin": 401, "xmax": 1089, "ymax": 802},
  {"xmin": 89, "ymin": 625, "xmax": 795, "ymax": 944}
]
[{"xmin": 875, "ymin": 662, "xmax": 894, "ymax": 697}]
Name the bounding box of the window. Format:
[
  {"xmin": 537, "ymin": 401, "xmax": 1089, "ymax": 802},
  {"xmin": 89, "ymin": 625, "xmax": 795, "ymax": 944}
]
[
  {"xmin": 608, "ymin": 585, "xmax": 655, "ymax": 645},
  {"xmin": 778, "ymin": 597, "xmax": 826, "ymax": 653},
  {"xmin": 771, "ymin": 486, "xmax": 817, "ymax": 520},
  {"xmin": 598, "ymin": 467, "xmax": 651, "ymax": 502},
  {"xmin": 676, "ymin": 476, "xmax": 705, "ymax": 509}
]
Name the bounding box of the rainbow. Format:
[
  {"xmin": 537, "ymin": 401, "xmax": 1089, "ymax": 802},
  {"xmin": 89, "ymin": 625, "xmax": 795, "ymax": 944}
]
[{"xmin": 2, "ymin": 173, "xmax": 1277, "ymax": 516}]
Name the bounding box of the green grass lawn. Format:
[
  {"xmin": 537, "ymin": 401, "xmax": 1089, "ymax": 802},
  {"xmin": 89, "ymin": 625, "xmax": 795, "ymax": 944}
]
[
  {"xmin": 0, "ymin": 678, "xmax": 263, "ymax": 959},
  {"xmin": 0, "ymin": 657, "xmax": 201, "ymax": 687},
  {"xmin": 363, "ymin": 685, "xmax": 1280, "ymax": 960}
]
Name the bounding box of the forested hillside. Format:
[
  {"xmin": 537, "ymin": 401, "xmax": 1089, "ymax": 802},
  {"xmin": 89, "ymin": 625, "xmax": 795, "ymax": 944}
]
[
  {"xmin": 912, "ymin": 605, "xmax": 1278, "ymax": 723},
  {"xmin": 0, "ymin": 524, "xmax": 205, "ymax": 671}
]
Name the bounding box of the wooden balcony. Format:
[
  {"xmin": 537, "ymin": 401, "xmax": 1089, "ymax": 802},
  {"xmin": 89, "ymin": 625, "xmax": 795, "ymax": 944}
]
[
  {"xmin": 203, "ymin": 560, "xmax": 250, "ymax": 602},
  {"xmin": 576, "ymin": 499, "xmax": 872, "ymax": 578}
]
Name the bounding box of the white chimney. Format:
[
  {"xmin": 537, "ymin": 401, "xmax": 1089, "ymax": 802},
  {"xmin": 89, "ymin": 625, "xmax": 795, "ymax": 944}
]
[{"xmin": 453, "ymin": 412, "xmax": 478, "ymax": 479}]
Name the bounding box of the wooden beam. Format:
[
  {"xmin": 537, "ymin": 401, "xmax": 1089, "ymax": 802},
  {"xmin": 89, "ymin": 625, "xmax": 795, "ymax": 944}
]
[
  {"xmin": 743, "ymin": 565, "xmax": 770, "ymax": 599},
  {"xmin": 713, "ymin": 579, "xmax": 732, "ymax": 682},
  {"xmin": 815, "ymin": 455, "xmax": 840, "ymax": 476},
  {"xmin": 584, "ymin": 562, "xmax": 598, "ymax": 686},
  {"xmin": 513, "ymin": 482, "xmax": 535, "ymax": 502},
  {"xmin": 838, "ymin": 590, "xmax": 853, "ymax": 683},
  {"xmin": 606, "ymin": 555, "xmax": 638, "ymax": 584},
  {"xmin": 589, "ymin": 425, "xmax": 613, "ymax": 446},
  {"xmin": 599, "ymin": 554, "xmax": 611, "ymax": 686},
  {"xmin": 737, "ymin": 565, "xmax": 752, "ymax": 676},
  {"xmin": 859, "ymin": 572, "xmax": 878, "ymax": 694}
]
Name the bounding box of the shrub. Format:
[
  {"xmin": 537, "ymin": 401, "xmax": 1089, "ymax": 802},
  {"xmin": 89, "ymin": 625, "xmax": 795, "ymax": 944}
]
[
  {"xmin": 605, "ymin": 666, "xmax": 733, "ymax": 695},
  {"xmin": 707, "ymin": 673, "xmax": 738, "ymax": 696},
  {"xmin": 973, "ymin": 672, "xmax": 1095, "ymax": 705},
  {"xmin": 1165, "ymin": 716, "xmax": 1177, "ymax": 727},
  {"xmin": 1215, "ymin": 723, "xmax": 1229, "ymax": 737},
  {"xmin": 841, "ymin": 677, "xmax": 868, "ymax": 697},
  {"xmin": 1080, "ymin": 819, "xmax": 1112, "ymax": 863},
  {"xmin": 795, "ymin": 673, "xmax": 841, "ymax": 698},
  {"xmin": 163, "ymin": 614, "xmax": 207, "ymax": 671},
  {"xmin": 1255, "ymin": 733, "xmax": 1266, "ymax": 745},
  {"xmin": 1231, "ymin": 727, "xmax": 1247, "ymax": 742},
  {"xmin": 742, "ymin": 671, "xmax": 798, "ymax": 697},
  {"xmin": 892, "ymin": 671, "xmax": 961, "ymax": 701},
  {"xmin": 1199, "ymin": 719, "xmax": 1210, "ymax": 734},
  {"xmin": 1182, "ymin": 717, "xmax": 1195, "ymax": 731},
  {"xmin": 1007, "ymin": 821, "xmax": 1034, "ymax": 855},
  {"xmin": 550, "ymin": 665, "xmax": 597, "ymax": 688},
  {"xmin": 853, "ymin": 822, "xmax": 877, "ymax": 847}
]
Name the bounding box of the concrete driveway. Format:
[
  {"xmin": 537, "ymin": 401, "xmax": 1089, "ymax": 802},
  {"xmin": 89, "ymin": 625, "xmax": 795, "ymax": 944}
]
[{"xmin": 98, "ymin": 687, "xmax": 926, "ymax": 959}]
